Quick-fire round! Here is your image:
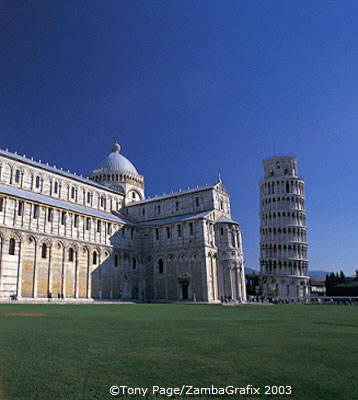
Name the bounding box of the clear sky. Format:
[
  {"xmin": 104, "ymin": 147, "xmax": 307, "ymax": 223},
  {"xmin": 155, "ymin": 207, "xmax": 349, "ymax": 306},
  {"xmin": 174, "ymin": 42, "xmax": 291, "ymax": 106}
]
[{"xmin": 1, "ymin": 1, "xmax": 357, "ymax": 275}]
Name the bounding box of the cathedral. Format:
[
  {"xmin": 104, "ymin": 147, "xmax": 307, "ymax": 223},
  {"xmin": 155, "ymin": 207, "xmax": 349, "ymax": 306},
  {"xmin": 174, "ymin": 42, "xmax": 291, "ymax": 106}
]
[{"xmin": 0, "ymin": 142, "xmax": 247, "ymax": 303}]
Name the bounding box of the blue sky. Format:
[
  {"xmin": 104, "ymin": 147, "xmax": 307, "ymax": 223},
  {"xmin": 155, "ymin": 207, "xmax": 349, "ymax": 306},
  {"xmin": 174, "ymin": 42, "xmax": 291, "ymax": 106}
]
[{"xmin": 1, "ymin": 1, "xmax": 357, "ymax": 274}]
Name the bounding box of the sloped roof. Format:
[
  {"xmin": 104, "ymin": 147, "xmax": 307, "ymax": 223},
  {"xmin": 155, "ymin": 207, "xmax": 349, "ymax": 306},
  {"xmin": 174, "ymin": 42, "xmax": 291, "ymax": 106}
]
[
  {"xmin": 139, "ymin": 210, "xmax": 212, "ymax": 227},
  {"xmin": 0, "ymin": 184, "xmax": 134, "ymax": 225},
  {"xmin": 0, "ymin": 148, "xmax": 119, "ymax": 194},
  {"xmin": 217, "ymin": 215, "xmax": 239, "ymax": 225}
]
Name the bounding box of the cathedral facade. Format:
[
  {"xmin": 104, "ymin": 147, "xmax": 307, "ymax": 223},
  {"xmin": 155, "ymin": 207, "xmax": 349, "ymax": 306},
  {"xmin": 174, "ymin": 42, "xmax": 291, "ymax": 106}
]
[{"xmin": 0, "ymin": 142, "xmax": 246, "ymax": 303}]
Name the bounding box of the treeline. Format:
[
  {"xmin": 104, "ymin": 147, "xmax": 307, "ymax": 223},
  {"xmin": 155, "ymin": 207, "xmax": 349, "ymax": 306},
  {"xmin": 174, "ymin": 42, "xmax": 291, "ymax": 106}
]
[{"xmin": 325, "ymin": 271, "xmax": 358, "ymax": 296}]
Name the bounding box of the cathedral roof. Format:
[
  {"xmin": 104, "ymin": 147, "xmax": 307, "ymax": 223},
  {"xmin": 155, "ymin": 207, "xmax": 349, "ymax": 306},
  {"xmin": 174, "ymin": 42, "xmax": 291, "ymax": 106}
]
[
  {"xmin": 91, "ymin": 142, "xmax": 139, "ymax": 176},
  {"xmin": 139, "ymin": 210, "xmax": 212, "ymax": 227},
  {"xmin": 217, "ymin": 216, "xmax": 239, "ymax": 225},
  {"xmin": 0, "ymin": 184, "xmax": 135, "ymax": 225},
  {"xmin": 0, "ymin": 148, "xmax": 119, "ymax": 194}
]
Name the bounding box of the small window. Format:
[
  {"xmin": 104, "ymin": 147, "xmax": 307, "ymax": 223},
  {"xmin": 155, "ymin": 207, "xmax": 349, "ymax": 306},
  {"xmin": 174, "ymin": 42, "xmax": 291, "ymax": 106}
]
[
  {"xmin": 270, "ymin": 170, "xmax": 274, "ymax": 177},
  {"xmin": 132, "ymin": 192, "xmax": 136, "ymax": 199},
  {"xmin": 74, "ymin": 215, "xmax": 79, "ymax": 227},
  {"xmin": 177, "ymin": 225, "xmax": 182, "ymax": 237},
  {"xmin": 54, "ymin": 181, "xmax": 59, "ymax": 194},
  {"xmin": 0, "ymin": 198, "xmax": 3, "ymax": 212},
  {"xmin": 86, "ymin": 218, "xmax": 90, "ymax": 230},
  {"xmin": 100, "ymin": 196, "xmax": 105, "ymax": 207},
  {"xmin": 15, "ymin": 169, "xmax": 20, "ymax": 183},
  {"xmin": 61, "ymin": 211, "xmax": 66, "ymax": 225},
  {"xmin": 33, "ymin": 205, "xmax": 39, "ymax": 219},
  {"xmin": 175, "ymin": 201, "xmax": 179, "ymax": 211},
  {"xmin": 41, "ymin": 243, "xmax": 47, "ymax": 259},
  {"xmin": 92, "ymin": 251, "xmax": 97, "ymax": 265},
  {"xmin": 157, "ymin": 205, "xmax": 161, "ymax": 214},
  {"xmin": 158, "ymin": 258, "xmax": 164, "ymax": 274},
  {"xmin": 87, "ymin": 193, "xmax": 91, "ymax": 203},
  {"xmin": 71, "ymin": 187, "xmax": 75, "ymax": 199},
  {"xmin": 35, "ymin": 176, "xmax": 40, "ymax": 189},
  {"xmin": 18, "ymin": 201, "xmax": 24, "ymax": 216},
  {"xmin": 9, "ymin": 238, "xmax": 15, "ymax": 255},
  {"xmin": 195, "ymin": 197, "xmax": 199, "ymax": 207},
  {"xmin": 220, "ymin": 227, "xmax": 224, "ymax": 235},
  {"xmin": 166, "ymin": 226, "xmax": 170, "ymax": 239},
  {"xmin": 97, "ymin": 220, "xmax": 101, "ymax": 232},
  {"xmin": 107, "ymin": 222, "xmax": 112, "ymax": 235},
  {"xmin": 69, "ymin": 248, "xmax": 74, "ymax": 262},
  {"xmin": 276, "ymin": 161, "xmax": 280, "ymax": 169},
  {"xmin": 48, "ymin": 208, "xmax": 53, "ymax": 222},
  {"xmin": 114, "ymin": 254, "xmax": 119, "ymax": 267},
  {"xmin": 155, "ymin": 228, "xmax": 159, "ymax": 240},
  {"xmin": 132, "ymin": 258, "xmax": 136, "ymax": 270},
  {"xmin": 189, "ymin": 222, "xmax": 194, "ymax": 235},
  {"xmin": 131, "ymin": 228, "xmax": 134, "ymax": 240},
  {"xmin": 142, "ymin": 208, "xmax": 145, "ymax": 216}
]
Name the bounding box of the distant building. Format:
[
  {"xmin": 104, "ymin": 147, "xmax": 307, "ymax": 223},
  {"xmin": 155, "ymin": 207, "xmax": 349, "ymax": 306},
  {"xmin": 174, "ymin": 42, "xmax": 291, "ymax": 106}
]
[
  {"xmin": 258, "ymin": 156, "xmax": 309, "ymax": 300},
  {"xmin": 310, "ymin": 280, "xmax": 326, "ymax": 297},
  {"xmin": 0, "ymin": 142, "xmax": 246, "ymax": 303}
]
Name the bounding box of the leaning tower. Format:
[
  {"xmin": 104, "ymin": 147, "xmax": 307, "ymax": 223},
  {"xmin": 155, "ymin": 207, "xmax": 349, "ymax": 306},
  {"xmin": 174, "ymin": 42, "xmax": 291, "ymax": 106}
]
[{"xmin": 259, "ymin": 157, "xmax": 309, "ymax": 300}]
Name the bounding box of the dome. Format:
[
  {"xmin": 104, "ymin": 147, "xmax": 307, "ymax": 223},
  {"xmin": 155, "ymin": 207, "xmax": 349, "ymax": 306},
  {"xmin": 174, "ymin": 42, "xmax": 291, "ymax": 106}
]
[{"xmin": 92, "ymin": 142, "xmax": 139, "ymax": 176}]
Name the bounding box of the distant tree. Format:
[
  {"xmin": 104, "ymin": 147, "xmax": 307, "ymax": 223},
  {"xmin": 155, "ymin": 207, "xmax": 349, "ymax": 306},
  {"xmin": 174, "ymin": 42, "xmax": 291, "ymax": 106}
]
[
  {"xmin": 326, "ymin": 272, "xmax": 337, "ymax": 296},
  {"xmin": 339, "ymin": 270, "xmax": 346, "ymax": 283}
]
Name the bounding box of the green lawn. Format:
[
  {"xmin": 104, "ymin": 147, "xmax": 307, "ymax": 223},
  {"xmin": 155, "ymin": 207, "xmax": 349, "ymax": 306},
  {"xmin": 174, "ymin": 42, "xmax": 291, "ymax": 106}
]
[{"xmin": 0, "ymin": 304, "xmax": 357, "ymax": 400}]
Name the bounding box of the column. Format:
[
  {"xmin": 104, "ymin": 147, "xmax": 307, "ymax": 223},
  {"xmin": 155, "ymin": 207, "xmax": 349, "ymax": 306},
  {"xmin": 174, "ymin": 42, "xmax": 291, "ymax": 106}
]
[
  {"xmin": 87, "ymin": 250, "xmax": 91, "ymax": 298},
  {"xmin": 32, "ymin": 244, "xmax": 38, "ymax": 298},
  {"xmin": 16, "ymin": 239, "xmax": 23, "ymax": 298},
  {"xmin": 74, "ymin": 250, "xmax": 79, "ymax": 298},
  {"xmin": 61, "ymin": 246, "xmax": 65, "ymax": 298},
  {"xmin": 47, "ymin": 245, "xmax": 52, "ymax": 298}
]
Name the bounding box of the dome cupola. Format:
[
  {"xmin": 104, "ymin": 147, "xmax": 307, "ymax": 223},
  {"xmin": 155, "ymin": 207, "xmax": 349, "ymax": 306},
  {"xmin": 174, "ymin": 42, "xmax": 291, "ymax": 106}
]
[{"xmin": 89, "ymin": 141, "xmax": 144, "ymax": 202}]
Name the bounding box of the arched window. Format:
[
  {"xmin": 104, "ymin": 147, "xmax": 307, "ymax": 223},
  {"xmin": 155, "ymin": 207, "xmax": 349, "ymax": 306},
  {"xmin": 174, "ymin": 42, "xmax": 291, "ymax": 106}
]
[
  {"xmin": 41, "ymin": 243, "xmax": 47, "ymax": 259},
  {"xmin": 15, "ymin": 169, "xmax": 20, "ymax": 183},
  {"xmin": 35, "ymin": 176, "xmax": 40, "ymax": 189},
  {"xmin": 93, "ymin": 251, "xmax": 97, "ymax": 265},
  {"xmin": 69, "ymin": 248, "xmax": 74, "ymax": 262},
  {"xmin": 132, "ymin": 258, "xmax": 136, "ymax": 269},
  {"xmin": 158, "ymin": 258, "xmax": 164, "ymax": 274},
  {"xmin": 9, "ymin": 238, "xmax": 15, "ymax": 255}
]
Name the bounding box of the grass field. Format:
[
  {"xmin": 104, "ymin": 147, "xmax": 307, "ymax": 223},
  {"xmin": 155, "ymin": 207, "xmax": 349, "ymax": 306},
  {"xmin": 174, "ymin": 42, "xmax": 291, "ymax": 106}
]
[{"xmin": 0, "ymin": 304, "xmax": 357, "ymax": 400}]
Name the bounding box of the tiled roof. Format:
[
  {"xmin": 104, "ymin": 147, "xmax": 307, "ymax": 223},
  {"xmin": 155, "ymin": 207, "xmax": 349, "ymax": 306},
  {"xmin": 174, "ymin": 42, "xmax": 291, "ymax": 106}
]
[
  {"xmin": 0, "ymin": 184, "xmax": 134, "ymax": 225},
  {"xmin": 139, "ymin": 211, "xmax": 212, "ymax": 227},
  {"xmin": 0, "ymin": 148, "xmax": 120, "ymax": 194}
]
